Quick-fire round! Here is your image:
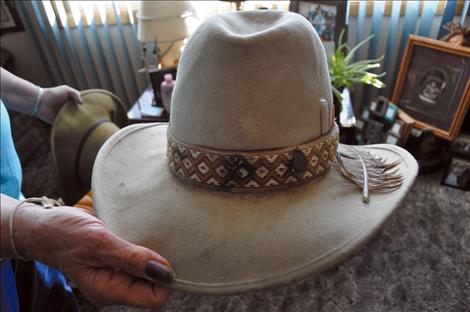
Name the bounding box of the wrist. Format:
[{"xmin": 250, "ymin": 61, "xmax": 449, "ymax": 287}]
[
  {"xmin": 0, "ymin": 195, "xmax": 41, "ymax": 259},
  {"xmin": 12, "ymin": 203, "xmax": 44, "ymax": 260},
  {"xmin": 31, "ymin": 86, "xmax": 44, "ymax": 116}
]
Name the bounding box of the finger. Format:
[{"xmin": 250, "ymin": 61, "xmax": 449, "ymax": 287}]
[
  {"xmin": 96, "ymin": 231, "xmax": 175, "ymax": 283},
  {"xmin": 73, "ymin": 267, "xmax": 171, "ymax": 308},
  {"xmin": 67, "ymin": 87, "xmax": 82, "ymax": 105}
]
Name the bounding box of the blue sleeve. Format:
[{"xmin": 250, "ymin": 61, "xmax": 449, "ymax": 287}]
[{"xmin": 0, "ymin": 100, "xmax": 21, "ymax": 312}]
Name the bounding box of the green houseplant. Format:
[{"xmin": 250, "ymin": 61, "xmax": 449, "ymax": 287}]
[{"xmin": 329, "ymin": 30, "xmax": 386, "ymax": 109}]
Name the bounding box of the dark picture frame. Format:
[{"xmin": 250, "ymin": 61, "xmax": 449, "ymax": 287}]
[
  {"xmin": 289, "ymin": 1, "xmax": 347, "ymax": 57},
  {"xmin": 0, "ymin": 1, "xmax": 24, "ymax": 36},
  {"xmin": 370, "ymin": 96, "xmax": 389, "ymax": 118},
  {"xmin": 392, "ymin": 36, "xmax": 470, "ymax": 141},
  {"xmin": 450, "ymin": 135, "xmax": 470, "ymax": 159},
  {"xmin": 442, "ymin": 157, "xmax": 470, "ymax": 190}
]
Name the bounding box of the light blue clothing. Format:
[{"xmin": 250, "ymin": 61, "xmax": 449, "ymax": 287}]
[
  {"xmin": 0, "ymin": 100, "xmax": 78, "ymax": 311},
  {"xmin": 1, "ymin": 100, "xmax": 21, "ymax": 311},
  {"xmin": 0, "ymin": 100, "xmax": 22, "ymax": 198}
]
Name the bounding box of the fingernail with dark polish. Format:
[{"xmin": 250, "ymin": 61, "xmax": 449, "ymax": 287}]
[{"xmin": 145, "ymin": 260, "xmax": 175, "ymax": 282}]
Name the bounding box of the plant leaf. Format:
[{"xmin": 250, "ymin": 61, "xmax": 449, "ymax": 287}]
[{"xmin": 344, "ymin": 34, "xmax": 375, "ymax": 65}]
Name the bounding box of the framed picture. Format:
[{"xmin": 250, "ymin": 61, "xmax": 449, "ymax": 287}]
[
  {"xmin": 361, "ymin": 109, "xmax": 370, "ymax": 121},
  {"xmin": 0, "ymin": 1, "xmax": 24, "ymax": 35},
  {"xmin": 384, "ymin": 103, "xmax": 399, "ymax": 123},
  {"xmin": 389, "ymin": 120, "xmax": 404, "ymax": 137},
  {"xmin": 385, "ymin": 133, "xmax": 399, "ymax": 145},
  {"xmin": 289, "ymin": 1, "xmax": 347, "ymax": 57},
  {"xmin": 392, "ymin": 36, "xmax": 470, "ymax": 141},
  {"xmin": 442, "ymin": 157, "xmax": 470, "ymax": 190},
  {"xmin": 355, "ymin": 119, "xmax": 365, "ymax": 131},
  {"xmin": 450, "ymin": 135, "xmax": 470, "ymax": 159},
  {"xmin": 370, "ymin": 96, "xmax": 389, "ymax": 118},
  {"xmin": 363, "ymin": 119, "xmax": 384, "ymax": 144}
]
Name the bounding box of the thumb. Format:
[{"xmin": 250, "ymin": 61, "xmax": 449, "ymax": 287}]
[
  {"xmin": 67, "ymin": 87, "xmax": 82, "ymax": 105},
  {"xmin": 97, "ymin": 231, "xmax": 175, "ymax": 283}
]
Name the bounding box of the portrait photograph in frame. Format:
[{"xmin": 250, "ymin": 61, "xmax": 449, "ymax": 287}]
[
  {"xmin": 392, "ymin": 36, "xmax": 470, "ymax": 141},
  {"xmin": 289, "ymin": 1, "xmax": 346, "ymax": 58}
]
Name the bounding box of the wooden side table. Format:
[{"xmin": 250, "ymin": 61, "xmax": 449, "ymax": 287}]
[{"xmin": 127, "ymin": 88, "xmax": 169, "ymax": 124}]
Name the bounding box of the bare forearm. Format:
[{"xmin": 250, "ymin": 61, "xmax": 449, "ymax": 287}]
[
  {"xmin": 1, "ymin": 193, "xmax": 173, "ymax": 307},
  {"xmin": 0, "ymin": 193, "xmax": 40, "ymax": 259},
  {"xmin": 0, "ymin": 194, "xmax": 17, "ymax": 258},
  {"xmin": 1, "ymin": 68, "xmax": 82, "ymax": 123},
  {"xmin": 0, "ymin": 67, "xmax": 40, "ymax": 115}
]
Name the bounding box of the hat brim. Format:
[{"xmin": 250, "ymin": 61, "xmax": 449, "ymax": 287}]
[
  {"xmin": 92, "ymin": 123, "xmax": 418, "ymax": 294},
  {"xmin": 51, "ymin": 89, "xmax": 128, "ymax": 205}
]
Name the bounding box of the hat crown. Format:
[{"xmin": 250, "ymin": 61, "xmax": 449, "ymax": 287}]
[{"xmin": 170, "ymin": 10, "xmax": 332, "ymax": 150}]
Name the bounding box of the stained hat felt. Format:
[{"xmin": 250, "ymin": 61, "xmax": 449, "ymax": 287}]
[
  {"xmin": 51, "ymin": 89, "xmax": 128, "ymax": 205},
  {"xmin": 92, "ymin": 11, "xmax": 418, "ymax": 294}
]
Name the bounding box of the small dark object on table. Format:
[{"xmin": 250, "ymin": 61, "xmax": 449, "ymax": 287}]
[
  {"xmin": 442, "ymin": 157, "xmax": 470, "ymax": 190},
  {"xmin": 128, "ymin": 88, "xmax": 169, "ymax": 124},
  {"xmin": 363, "ymin": 119, "xmax": 384, "ymax": 144},
  {"xmin": 450, "ymin": 134, "xmax": 470, "ymax": 160},
  {"xmin": 406, "ymin": 128, "xmax": 448, "ymax": 174}
]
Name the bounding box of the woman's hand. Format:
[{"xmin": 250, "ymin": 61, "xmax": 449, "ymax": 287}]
[
  {"xmin": 13, "ymin": 204, "xmax": 173, "ymax": 308},
  {"xmin": 37, "ymin": 85, "xmax": 82, "ymax": 124},
  {"xmin": 0, "ymin": 68, "xmax": 82, "ymax": 121}
]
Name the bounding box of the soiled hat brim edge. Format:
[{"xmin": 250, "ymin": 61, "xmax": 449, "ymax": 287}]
[{"xmin": 93, "ymin": 123, "xmax": 418, "ymax": 294}]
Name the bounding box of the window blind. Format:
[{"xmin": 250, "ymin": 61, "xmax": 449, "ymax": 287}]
[{"xmin": 14, "ymin": 0, "xmax": 469, "ymax": 109}]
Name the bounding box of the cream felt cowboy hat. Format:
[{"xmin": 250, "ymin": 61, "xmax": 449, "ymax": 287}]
[
  {"xmin": 51, "ymin": 89, "xmax": 128, "ymax": 205},
  {"xmin": 92, "ymin": 11, "xmax": 418, "ymax": 294}
]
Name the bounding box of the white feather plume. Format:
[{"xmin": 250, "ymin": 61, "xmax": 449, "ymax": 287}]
[{"xmin": 334, "ymin": 145, "xmax": 404, "ymax": 203}]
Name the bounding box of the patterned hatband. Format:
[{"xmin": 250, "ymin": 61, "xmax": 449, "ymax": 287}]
[{"xmin": 167, "ymin": 125, "xmax": 339, "ymax": 192}]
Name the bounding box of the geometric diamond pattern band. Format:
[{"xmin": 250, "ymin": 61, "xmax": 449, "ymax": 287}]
[{"xmin": 167, "ymin": 125, "xmax": 339, "ymax": 192}]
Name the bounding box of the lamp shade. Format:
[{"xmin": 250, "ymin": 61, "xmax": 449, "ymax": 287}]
[{"xmin": 137, "ymin": 1, "xmax": 194, "ymax": 43}]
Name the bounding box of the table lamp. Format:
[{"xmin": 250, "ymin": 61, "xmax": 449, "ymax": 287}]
[{"xmin": 137, "ymin": 1, "xmax": 195, "ymax": 106}]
